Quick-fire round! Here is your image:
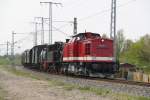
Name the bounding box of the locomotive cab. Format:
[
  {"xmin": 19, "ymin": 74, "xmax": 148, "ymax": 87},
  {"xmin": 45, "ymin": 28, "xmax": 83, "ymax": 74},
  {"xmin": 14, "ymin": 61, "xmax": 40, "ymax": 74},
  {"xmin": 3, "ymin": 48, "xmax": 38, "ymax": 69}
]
[{"xmin": 70, "ymin": 32, "xmax": 100, "ymax": 41}]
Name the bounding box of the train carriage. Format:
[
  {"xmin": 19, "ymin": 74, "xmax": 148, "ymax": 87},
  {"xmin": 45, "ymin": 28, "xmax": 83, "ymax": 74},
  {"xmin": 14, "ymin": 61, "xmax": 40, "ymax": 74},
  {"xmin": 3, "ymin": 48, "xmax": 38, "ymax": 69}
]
[
  {"xmin": 30, "ymin": 45, "xmax": 47, "ymax": 69},
  {"xmin": 39, "ymin": 42, "xmax": 64, "ymax": 72},
  {"xmin": 21, "ymin": 49, "xmax": 31, "ymax": 67}
]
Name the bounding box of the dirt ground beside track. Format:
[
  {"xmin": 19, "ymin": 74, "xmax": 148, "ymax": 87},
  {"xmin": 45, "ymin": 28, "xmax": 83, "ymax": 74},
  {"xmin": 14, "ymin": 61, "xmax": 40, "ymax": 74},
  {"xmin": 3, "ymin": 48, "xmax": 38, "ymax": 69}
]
[{"xmin": 0, "ymin": 66, "xmax": 111, "ymax": 100}]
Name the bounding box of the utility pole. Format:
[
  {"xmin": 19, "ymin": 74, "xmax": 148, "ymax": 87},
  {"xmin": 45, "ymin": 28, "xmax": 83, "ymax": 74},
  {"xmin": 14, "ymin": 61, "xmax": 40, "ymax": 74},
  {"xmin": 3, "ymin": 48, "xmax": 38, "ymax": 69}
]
[
  {"xmin": 35, "ymin": 17, "xmax": 46, "ymax": 45},
  {"xmin": 32, "ymin": 20, "xmax": 46, "ymax": 46},
  {"xmin": 110, "ymin": 0, "xmax": 116, "ymax": 39},
  {"xmin": 35, "ymin": 22, "xmax": 38, "ymax": 46},
  {"xmin": 110, "ymin": 0, "xmax": 117, "ymax": 65},
  {"xmin": 31, "ymin": 21, "xmax": 42, "ymax": 46},
  {"xmin": 7, "ymin": 41, "xmax": 9, "ymax": 57},
  {"xmin": 73, "ymin": 17, "xmax": 77, "ymax": 35},
  {"xmin": 11, "ymin": 31, "xmax": 16, "ymax": 65},
  {"xmin": 40, "ymin": 2, "xmax": 62, "ymax": 44},
  {"xmin": 0, "ymin": 42, "xmax": 9, "ymax": 56},
  {"xmin": 41, "ymin": 17, "xmax": 44, "ymax": 44}
]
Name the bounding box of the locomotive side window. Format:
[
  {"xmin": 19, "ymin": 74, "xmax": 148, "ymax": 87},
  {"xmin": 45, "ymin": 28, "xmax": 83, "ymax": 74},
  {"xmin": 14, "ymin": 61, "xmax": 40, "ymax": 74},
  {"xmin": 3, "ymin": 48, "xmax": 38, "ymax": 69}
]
[
  {"xmin": 85, "ymin": 43, "xmax": 91, "ymax": 55},
  {"xmin": 69, "ymin": 37, "xmax": 76, "ymax": 43}
]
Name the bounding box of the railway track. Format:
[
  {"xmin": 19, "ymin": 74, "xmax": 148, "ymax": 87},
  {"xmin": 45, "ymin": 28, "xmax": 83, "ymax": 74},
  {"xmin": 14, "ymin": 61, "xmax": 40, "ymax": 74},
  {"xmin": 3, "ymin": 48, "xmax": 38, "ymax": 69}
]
[
  {"xmin": 104, "ymin": 78, "xmax": 150, "ymax": 87},
  {"xmin": 23, "ymin": 66, "xmax": 150, "ymax": 87},
  {"xmin": 67, "ymin": 74, "xmax": 150, "ymax": 87},
  {"xmin": 18, "ymin": 66, "xmax": 150, "ymax": 97}
]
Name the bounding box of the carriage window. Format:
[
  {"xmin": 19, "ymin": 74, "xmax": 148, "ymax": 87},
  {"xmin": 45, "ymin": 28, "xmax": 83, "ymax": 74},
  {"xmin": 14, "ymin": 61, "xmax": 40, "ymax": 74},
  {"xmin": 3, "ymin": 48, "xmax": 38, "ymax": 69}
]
[{"xmin": 85, "ymin": 44, "xmax": 91, "ymax": 55}]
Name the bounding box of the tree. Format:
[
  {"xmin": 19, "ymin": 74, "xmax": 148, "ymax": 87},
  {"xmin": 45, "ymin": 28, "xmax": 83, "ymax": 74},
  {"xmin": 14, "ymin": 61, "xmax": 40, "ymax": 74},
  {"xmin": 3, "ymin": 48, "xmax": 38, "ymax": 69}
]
[
  {"xmin": 138, "ymin": 34, "xmax": 150, "ymax": 62},
  {"xmin": 120, "ymin": 34, "xmax": 150, "ymax": 67},
  {"xmin": 123, "ymin": 39, "xmax": 133, "ymax": 52},
  {"xmin": 116, "ymin": 29, "xmax": 125, "ymax": 58}
]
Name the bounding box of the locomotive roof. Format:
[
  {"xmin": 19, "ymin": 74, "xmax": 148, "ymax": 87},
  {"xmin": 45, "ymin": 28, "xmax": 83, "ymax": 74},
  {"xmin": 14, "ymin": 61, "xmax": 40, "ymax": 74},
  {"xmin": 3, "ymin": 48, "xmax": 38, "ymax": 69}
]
[
  {"xmin": 72, "ymin": 32, "xmax": 100, "ymax": 37},
  {"xmin": 32, "ymin": 44, "xmax": 47, "ymax": 49}
]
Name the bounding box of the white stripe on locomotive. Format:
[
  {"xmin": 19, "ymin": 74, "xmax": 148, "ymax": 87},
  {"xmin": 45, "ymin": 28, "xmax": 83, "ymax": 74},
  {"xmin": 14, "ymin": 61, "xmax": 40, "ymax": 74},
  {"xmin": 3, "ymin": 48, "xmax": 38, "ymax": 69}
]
[{"xmin": 63, "ymin": 57, "xmax": 114, "ymax": 61}]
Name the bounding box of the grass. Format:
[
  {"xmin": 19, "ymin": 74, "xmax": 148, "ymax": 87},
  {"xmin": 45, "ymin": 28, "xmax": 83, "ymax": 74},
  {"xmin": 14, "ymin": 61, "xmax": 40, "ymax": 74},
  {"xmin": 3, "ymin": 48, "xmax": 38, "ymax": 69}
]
[
  {"xmin": 111, "ymin": 93, "xmax": 150, "ymax": 100},
  {"xmin": 0, "ymin": 57, "xmax": 11, "ymax": 65},
  {"xmin": 79, "ymin": 86, "xmax": 110, "ymax": 95},
  {"xmin": 48, "ymin": 80, "xmax": 150, "ymax": 100},
  {"xmin": 0, "ymin": 65, "xmax": 150, "ymax": 100},
  {"xmin": 0, "ymin": 85, "xmax": 7, "ymax": 100},
  {"xmin": 0, "ymin": 65, "xmax": 40, "ymax": 80},
  {"xmin": 0, "ymin": 56, "xmax": 21, "ymax": 66},
  {"xmin": 142, "ymin": 67, "xmax": 150, "ymax": 74}
]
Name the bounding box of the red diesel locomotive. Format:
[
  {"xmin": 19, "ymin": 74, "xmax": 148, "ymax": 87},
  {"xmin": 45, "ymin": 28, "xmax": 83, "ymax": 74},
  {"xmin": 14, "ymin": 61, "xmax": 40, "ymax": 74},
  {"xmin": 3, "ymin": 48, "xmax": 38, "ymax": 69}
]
[
  {"xmin": 62, "ymin": 32, "xmax": 116, "ymax": 77},
  {"xmin": 22, "ymin": 32, "xmax": 118, "ymax": 77}
]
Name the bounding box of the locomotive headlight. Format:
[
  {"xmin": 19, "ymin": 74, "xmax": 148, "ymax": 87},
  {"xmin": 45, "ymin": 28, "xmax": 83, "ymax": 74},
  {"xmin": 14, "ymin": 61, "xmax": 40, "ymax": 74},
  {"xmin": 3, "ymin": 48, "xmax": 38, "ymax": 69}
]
[{"xmin": 101, "ymin": 39, "xmax": 104, "ymax": 42}]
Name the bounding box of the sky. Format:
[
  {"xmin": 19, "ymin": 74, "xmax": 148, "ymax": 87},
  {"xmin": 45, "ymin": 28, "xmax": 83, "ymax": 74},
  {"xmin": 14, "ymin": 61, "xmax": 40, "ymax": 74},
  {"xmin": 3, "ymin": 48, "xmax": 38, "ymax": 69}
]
[{"xmin": 0, "ymin": 0, "xmax": 150, "ymax": 55}]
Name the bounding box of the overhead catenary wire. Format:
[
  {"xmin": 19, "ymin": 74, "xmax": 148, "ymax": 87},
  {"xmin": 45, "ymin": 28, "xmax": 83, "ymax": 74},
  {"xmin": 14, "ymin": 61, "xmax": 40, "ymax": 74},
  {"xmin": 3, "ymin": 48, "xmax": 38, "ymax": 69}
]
[
  {"xmin": 52, "ymin": 26, "xmax": 71, "ymax": 37},
  {"xmin": 78, "ymin": 0, "xmax": 137, "ymax": 21},
  {"xmin": 20, "ymin": 0, "xmax": 137, "ymax": 45},
  {"xmin": 14, "ymin": 34, "xmax": 33, "ymax": 44},
  {"xmin": 41, "ymin": 0, "xmax": 136, "ymax": 40},
  {"xmin": 44, "ymin": 21, "xmax": 70, "ymax": 37},
  {"xmin": 51, "ymin": 0, "xmax": 137, "ymax": 33},
  {"xmin": 62, "ymin": 0, "xmax": 90, "ymax": 9},
  {"xmin": 40, "ymin": 2, "xmax": 62, "ymax": 44},
  {"xmin": 11, "ymin": 0, "xmax": 137, "ymax": 49}
]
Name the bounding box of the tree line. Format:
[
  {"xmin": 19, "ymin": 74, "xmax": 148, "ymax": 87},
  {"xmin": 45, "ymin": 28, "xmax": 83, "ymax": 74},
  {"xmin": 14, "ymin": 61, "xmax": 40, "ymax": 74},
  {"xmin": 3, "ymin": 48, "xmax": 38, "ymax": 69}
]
[{"xmin": 102, "ymin": 30, "xmax": 150, "ymax": 72}]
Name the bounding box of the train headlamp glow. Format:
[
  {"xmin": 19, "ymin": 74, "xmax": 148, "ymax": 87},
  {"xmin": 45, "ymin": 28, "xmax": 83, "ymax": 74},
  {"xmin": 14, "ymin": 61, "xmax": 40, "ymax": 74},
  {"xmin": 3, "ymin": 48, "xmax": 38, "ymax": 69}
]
[{"xmin": 101, "ymin": 39, "xmax": 104, "ymax": 42}]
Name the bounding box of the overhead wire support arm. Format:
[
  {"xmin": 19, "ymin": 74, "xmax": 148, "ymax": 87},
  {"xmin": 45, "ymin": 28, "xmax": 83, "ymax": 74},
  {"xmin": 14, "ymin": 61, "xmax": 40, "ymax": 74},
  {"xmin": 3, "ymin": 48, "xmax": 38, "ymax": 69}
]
[{"xmin": 78, "ymin": 0, "xmax": 136, "ymax": 22}]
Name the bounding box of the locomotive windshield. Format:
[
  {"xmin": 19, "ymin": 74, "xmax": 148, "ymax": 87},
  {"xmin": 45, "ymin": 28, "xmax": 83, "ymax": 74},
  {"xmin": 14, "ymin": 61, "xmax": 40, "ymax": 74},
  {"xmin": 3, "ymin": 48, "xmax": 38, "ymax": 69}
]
[
  {"xmin": 68, "ymin": 32, "xmax": 100, "ymax": 43},
  {"xmin": 73, "ymin": 32, "xmax": 100, "ymax": 40}
]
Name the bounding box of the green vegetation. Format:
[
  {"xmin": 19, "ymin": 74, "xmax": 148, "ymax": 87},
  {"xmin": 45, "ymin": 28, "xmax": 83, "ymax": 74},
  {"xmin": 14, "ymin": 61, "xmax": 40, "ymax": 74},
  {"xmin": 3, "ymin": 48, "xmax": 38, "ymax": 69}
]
[
  {"xmin": 0, "ymin": 85, "xmax": 7, "ymax": 100},
  {"xmin": 0, "ymin": 54, "xmax": 21, "ymax": 66},
  {"xmin": 50, "ymin": 79, "xmax": 150, "ymax": 100},
  {"xmin": 49, "ymin": 79, "xmax": 111, "ymax": 95},
  {"xmin": 0, "ymin": 65, "xmax": 40, "ymax": 80},
  {"xmin": 0, "ymin": 56, "xmax": 11, "ymax": 65},
  {"xmin": 111, "ymin": 93, "xmax": 150, "ymax": 100},
  {"xmin": 116, "ymin": 30, "xmax": 150, "ymax": 73},
  {"xmin": 123, "ymin": 35, "xmax": 150, "ymax": 73}
]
